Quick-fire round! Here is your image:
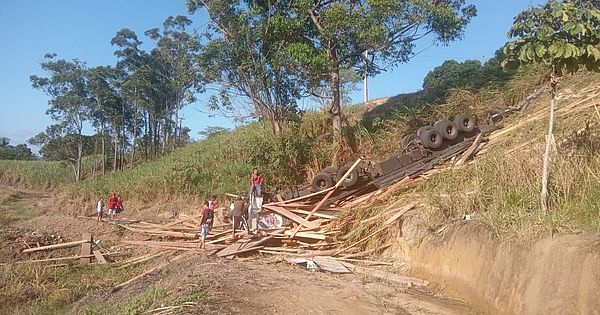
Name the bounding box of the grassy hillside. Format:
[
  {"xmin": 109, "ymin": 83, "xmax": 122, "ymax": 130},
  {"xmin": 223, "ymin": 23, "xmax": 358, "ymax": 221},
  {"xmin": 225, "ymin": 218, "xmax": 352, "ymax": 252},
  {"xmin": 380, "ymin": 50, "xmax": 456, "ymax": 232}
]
[{"xmin": 340, "ymin": 70, "xmax": 600, "ymax": 245}]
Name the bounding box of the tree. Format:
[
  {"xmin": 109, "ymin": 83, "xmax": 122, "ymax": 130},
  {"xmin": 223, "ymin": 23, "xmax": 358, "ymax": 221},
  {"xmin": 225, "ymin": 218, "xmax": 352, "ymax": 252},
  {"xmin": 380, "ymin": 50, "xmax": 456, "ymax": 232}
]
[
  {"xmin": 145, "ymin": 16, "xmax": 202, "ymax": 150},
  {"xmin": 0, "ymin": 137, "xmax": 36, "ymax": 160},
  {"xmin": 86, "ymin": 65, "xmax": 122, "ymax": 174},
  {"xmin": 188, "ymin": 1, "xmax": 308, "ymax": 135},
  {"xmin": 30, "ymin": 54, "xmax": 92, "ymax": 181},
  {"xmin": 266, "ymin": 0, "xmax": 476, "ymax": 148},
  {"xmin": 502, "ymin": 0, "xmax": 600, "ymax": 214}
]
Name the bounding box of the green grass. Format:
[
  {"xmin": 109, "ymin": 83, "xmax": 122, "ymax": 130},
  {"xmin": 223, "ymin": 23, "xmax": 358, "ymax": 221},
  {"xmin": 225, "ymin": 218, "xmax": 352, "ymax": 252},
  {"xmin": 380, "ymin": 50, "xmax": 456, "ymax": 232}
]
[
  {"xmin": 0, "ymin": 160, "xmax": 72, "ymax": 189},
  {"xmin": 0, "ymin": 192, "xmax": 40, "ymax": 226},
  {"xmin": 0, "ymin": 263, "xmax": 142, "ymax": 315}
]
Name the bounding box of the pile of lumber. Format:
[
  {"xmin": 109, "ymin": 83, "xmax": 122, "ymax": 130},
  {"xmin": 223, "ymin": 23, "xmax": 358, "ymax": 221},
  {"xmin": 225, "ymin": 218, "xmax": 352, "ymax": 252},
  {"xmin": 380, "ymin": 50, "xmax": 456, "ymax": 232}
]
[{"xmin": 116, "ymin": 160, "xmax": 421, "ymax": 262}]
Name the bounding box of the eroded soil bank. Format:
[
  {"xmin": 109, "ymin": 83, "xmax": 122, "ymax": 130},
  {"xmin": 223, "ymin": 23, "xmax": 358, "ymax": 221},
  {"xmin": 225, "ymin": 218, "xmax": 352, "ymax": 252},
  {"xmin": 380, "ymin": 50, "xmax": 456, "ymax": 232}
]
[{"xmin": 399, "ymin": 222, "xmax": 600, "ymax": 315}]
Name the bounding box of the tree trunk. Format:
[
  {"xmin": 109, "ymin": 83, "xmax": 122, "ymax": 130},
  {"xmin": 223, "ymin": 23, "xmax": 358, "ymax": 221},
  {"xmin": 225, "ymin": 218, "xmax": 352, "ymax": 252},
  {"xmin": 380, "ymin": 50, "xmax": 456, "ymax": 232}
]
[
  {"xmin": 329, "ymin": 67, "xmax": 342, "ymax": 145},
  {"xmin": 93, "ymin": 134, "xmax": 98, "ymax": 179},
  {"xmin": 272, "ymin": 119, "xmax": 282, "ymax": 135},
  {"xmin": 120, "ymin": 125, "xmax": 125, "ymax": 171},
  {"xmin": 540, "ymin": 83, "xmax": 557, "ymax": 215},
  {"xmin": 113, "ymin": 131, "xmax": 118, "ymax": 172},
  {"xmin": 101, "ymin": 127, "xmax": 106, "ymax": 175},
  {"xmin": 76, "ymin": 131, "xmax": 83, "ymax": 182}
]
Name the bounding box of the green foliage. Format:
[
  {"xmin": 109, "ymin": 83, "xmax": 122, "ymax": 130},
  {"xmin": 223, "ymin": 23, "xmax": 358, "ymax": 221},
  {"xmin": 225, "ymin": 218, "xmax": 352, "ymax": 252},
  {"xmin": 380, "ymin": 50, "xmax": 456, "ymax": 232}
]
[
  {"xmin": 422, "ymin": 51, "xmax": 514, "ymax": 102},
  {"xmin": 74, "ymin": 120, "xmax": 331, "ymax": 200},
  {"xmin": 502, "ymin": 0, "xmax": 600, "ymax": 75},
  {"xmin": 189, "ymin": 1, "xmax": 305, "ymax": 133},
  {"xmin": 0, "ymin": 137, "xmax": 35, "ymax": 160}
]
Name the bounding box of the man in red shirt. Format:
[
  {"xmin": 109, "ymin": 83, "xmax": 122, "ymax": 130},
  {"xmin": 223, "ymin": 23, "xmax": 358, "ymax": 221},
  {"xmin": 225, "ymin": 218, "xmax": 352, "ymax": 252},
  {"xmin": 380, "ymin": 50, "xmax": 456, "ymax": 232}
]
[
  {"xmin": 198, "ymin": 200, "xmax": 213, "ymax": 249},
  {"xmin": 108, "ymin": 192, "xmax": 118, "ymax": 221},
  {"xmin": 250, "ymin": 169, "xmax": 264, "ymax": 197}
]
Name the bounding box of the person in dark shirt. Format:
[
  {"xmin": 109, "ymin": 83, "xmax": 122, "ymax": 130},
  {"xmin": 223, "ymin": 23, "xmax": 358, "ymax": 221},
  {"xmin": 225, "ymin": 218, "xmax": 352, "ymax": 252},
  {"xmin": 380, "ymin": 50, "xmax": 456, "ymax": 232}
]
[
  {"xmin": 198, "ymin": 200, "xmax": 212, "ymax": 249},
  {"xmin": 231, "ymin": 196, "xmax": 247, "ymax": 237}
]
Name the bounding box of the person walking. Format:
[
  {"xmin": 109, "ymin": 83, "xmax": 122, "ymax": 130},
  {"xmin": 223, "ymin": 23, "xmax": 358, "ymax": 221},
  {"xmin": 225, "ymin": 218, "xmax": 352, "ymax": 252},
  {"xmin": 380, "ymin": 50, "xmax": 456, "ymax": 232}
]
[
  {"xmin": 198, "ymin": 200, "xmax": 213, "ymax": 250},
  {"xmin": 108, "ymin": 192, "xmax": 118, "ymax": 221},
  {"xmin": 96, "ymin": 197, "xmax": 104, "ymax": 221}
]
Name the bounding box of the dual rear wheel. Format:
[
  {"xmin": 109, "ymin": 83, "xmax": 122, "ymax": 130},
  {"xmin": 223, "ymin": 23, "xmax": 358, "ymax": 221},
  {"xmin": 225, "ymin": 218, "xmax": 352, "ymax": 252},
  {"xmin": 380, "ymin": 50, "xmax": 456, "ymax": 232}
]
[{"xmin": 403, "ymin": 114, "xmax": 477, "ymax": 149}]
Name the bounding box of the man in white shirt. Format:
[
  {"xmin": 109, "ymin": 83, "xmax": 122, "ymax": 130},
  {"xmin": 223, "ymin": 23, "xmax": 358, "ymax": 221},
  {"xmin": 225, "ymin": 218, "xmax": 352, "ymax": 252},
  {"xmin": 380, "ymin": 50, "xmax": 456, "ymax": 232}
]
[{"xmin": 96, "ymin": 197, "xmax": 104, "ymax": 221}]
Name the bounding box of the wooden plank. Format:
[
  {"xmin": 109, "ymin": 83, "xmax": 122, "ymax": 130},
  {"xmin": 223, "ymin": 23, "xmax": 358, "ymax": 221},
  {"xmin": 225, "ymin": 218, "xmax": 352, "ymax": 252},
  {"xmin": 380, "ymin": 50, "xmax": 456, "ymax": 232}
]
[
  {"xmin": 262, "ymin": 205, "xmax": 319, "ymax": 229},
  {"xmin": 93, "ymin": 250, "xmax": 107, "ymax": 264},
  {"xmin": 217, "ymin": 240, "xmax": 246, "ymax": 257},
  {"xmin": 21, "ymin": 240, "xmax": 89, "ymax": 253},
  {"xmin": 218, "ymin": 246, "xmax": 264, "ymax": 258},
  {"xmin": 342, "ymin": 262, "xmax": 429, "ymax": 286},
  {"xmin": 313, "ymin": 256, "xmax": 351, "ymax": 273},
  {"xmin": 11, "ymin": 254, "xmax": 95, "ymax": 264},
  {"xmin": 264, "ymin": 186, "xmax": 334, "ymax": 206},
  {"xmin": 113, "ymin": 252, "xmax": 191, "ymax": 292},
  {"xmin": 80, "ymin": 233, "xmax": 93, "ymax": 264},
  {"xmin": 283, "ymin": 230, "xmax": 327, "ymax": 240},
  {"xmin": 287, "ymin": 209, "xmax": 338, "ymax": 220},
  {"xmin": 117, "ymin": 251, "xmax": 170, "ymax": 268},
  {"xmin": 334, "ymin": 204, "xmax": 414, "ymax": 255},
  {"xmin": 290, "ymin": 159, "xmax": 362, "ymax": 238},
  {"xmin": 455, "ymin": 133, "xmax": 483, "ymax": 166}
]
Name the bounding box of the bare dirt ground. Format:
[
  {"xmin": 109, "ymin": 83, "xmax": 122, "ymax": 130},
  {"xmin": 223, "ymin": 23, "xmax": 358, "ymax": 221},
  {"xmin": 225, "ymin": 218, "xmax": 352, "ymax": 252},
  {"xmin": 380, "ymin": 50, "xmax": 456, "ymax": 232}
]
[{"xmin": 1, "ymin": 184, "xmax": 477, "ymax": 315}]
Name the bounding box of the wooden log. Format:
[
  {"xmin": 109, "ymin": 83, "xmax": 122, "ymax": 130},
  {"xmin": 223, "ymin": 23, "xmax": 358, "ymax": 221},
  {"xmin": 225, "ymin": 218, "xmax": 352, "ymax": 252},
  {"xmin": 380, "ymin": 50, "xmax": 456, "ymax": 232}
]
[{"xmin": 21, "ymin": 240, "xmax": 89, "ymax": 253}]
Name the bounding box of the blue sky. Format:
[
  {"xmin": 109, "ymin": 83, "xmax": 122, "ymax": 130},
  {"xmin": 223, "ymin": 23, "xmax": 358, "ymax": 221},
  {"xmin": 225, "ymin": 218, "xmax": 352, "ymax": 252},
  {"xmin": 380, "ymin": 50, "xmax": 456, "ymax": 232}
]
[{"xmin": 0, "ymin": 0, "xmax": 545, "ymax": 146}]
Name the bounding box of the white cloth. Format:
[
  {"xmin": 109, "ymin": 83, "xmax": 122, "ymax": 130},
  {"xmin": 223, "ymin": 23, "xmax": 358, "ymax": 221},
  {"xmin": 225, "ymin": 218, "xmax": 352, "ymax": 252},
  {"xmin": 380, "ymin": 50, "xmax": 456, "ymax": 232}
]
[{"xmin": 96, "ymin": 200, "xmax": 103, "ymax": 213}]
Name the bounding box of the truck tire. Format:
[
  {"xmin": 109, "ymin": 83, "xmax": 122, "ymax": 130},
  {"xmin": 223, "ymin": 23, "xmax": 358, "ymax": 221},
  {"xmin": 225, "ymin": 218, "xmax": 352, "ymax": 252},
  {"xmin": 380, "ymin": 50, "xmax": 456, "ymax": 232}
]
[
  {"xmin": 420, "ymin": 129, "xmax": 443, "ymax": 149},
  {"xmin": 402, "ymin": 134, "xmax": 419, "ymax": 146},
  {"xmin": 312, "ymin": 172, "xmax": 333, "ymax": 192},
  {"xmin": 454, "ymin": 114, "xmax": 477, "ymax": 132},
  {"xmin": 434, "ymin": 119, "xmax": 459, "ymax": 140},
  {"xmin": 417, "ymin": 126, "xmax": 432, "ymax": 137},
  {"xmin": 322, "ymin": 166, "xmax": 337, "ymax": 173},
  {"xmin": 337, "ymin": 163, "xmax": 359, "ymax": 188}
]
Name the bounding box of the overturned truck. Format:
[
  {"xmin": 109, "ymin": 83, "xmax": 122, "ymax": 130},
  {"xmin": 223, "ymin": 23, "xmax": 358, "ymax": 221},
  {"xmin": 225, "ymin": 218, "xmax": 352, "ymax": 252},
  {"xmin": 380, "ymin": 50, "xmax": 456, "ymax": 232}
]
[{"xmin": 279, "ymin": 113, "xmax": 494, "ymax": 201}]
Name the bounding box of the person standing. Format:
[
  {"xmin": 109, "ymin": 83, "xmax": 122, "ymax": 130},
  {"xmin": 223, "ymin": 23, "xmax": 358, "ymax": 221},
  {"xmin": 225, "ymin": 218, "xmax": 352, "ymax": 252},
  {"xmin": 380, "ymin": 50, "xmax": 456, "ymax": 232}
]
[
  {"xmin": 198, "ymin": 200, "xmax": 212, "ymax": 249},
  {"xmin": 108, "ymin": 192, "xmax": 118, "ymax": 221},
  {"xmin": 250, "ymin": 169, "xmax": 264, "ymax": 197},
  {"xmin": 116, "ymin": 196, "xmax": 124, "ymax": 217},
  {"xmin": 96, "ymin": 197, "xmax": 104, "ymax": 221},
  {"xmin": 231, "ymin": 196, "xmax": 247, "ymax": 237},
  {"xmin": 208, "ymin": 195, "xmax": 217, "ymax": 230}
]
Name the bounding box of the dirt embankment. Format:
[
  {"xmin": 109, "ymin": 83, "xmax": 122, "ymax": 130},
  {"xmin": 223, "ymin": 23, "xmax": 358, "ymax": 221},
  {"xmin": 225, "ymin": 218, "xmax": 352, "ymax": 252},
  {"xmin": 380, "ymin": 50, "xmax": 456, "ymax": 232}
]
[{"xmin": 397, "ymin": 221, "xmax": 600, "ymax": 315}]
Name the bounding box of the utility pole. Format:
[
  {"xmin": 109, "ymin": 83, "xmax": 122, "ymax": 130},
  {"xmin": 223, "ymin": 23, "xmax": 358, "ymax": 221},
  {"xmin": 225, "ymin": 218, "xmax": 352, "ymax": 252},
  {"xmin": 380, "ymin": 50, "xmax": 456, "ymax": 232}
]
[{"xmin": 363, "ymin": 50, "xmax": 369, "ymax": 103}]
